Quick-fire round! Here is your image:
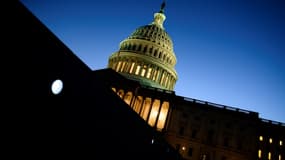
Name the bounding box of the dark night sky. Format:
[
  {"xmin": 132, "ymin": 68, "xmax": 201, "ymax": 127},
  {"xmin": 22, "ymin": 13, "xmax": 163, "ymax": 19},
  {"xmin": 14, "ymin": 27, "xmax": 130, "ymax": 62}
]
[{"xmin": 21, "ymin": 0, "xmax": 285, "ymax": 123}]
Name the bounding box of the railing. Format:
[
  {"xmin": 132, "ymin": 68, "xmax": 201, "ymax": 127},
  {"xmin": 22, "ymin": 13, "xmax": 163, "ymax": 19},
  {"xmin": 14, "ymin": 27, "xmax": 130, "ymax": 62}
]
[
  {"xmin": 260, "ymin": 118, "xmax": 285, "ymax": 127},
  {"xmin": 140, "ymin": 87, "xmax": 285, "ymax": 126},
  {"xmin": 141, "ymin": 85, "xmax": 175, "ymax": 94},
  {"xmin": 182, "ymin": 96, "xmax": 258, "ymax": 116}
]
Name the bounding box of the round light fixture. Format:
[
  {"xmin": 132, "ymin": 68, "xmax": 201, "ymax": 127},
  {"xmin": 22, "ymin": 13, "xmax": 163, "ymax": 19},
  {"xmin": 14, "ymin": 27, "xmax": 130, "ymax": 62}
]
[{"xmin": 51, "ymin": 79, "xmax": 63, "ymax": 95}]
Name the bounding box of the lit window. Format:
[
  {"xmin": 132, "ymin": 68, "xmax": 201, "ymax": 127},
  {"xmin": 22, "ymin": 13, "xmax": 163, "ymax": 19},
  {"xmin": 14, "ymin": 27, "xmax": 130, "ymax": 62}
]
[
  {"xmin": 269, "ymin": 138, "xmax": 273, "ymax": 144},
  {"xmin": 258, "ymin": 149, "xmax": 262, "ymax": 158},
  {"xmin": 141, "ymin": 66, "xmax": 146, "ymax": 77},
  {"xmin": 160, "ymin": 72, "xmax": 166, "ymax": 85},
  {"xmin": 116, "ymin": 61, "xmax": 122, "ymax": 71},
  {"xmin": 280, "ymin": 140, "xmax": 283, "ymax": 146},
  {"xmin": 140, "ymin": 97, "xmax": 151, "ymax": 120},
  {"xmin": 133, "ymin": 96, "xmax": 142, "ymax": 113},
  {"xmin": 117, "ymin": 90, "xmax": 124, "ymax": 98},
  {"xmin": 51, "ymin": 79, "xmax": 63, "ymax": 95},
  {"xmin": 148, "ymin": 99, "xmax": 160, "ymax": 127},
  {"xmin": 120, "ymin": 61, "xmax": 126, "ymax": 72},
  {"xmin": 259, "ymin": 136, "xmax": 263, "ymax": 141},
  {"xmin": 135, "ymin": 65, "xmax": 141, "ymax": 75},
  {"xmin": 268, "ymin": 152, "xmax": 271, "ymax": 160},
  {"xmin": 123, "ymin": 92, "xmax": 132, "ymax": 105},
  {"xmin": 146, "ymin": 68, "xmax": 152, "ymax": 78},
  {"xmin": 157, "ymin": 101, "xmax": 169, "ymax": 130},
  {"xmin": 152, "ymin": 69, "xmax": 157, "ymax": 81},
  {"xmin": 129, "ymin": 62, "xmax": 135, "ymax": 73}
]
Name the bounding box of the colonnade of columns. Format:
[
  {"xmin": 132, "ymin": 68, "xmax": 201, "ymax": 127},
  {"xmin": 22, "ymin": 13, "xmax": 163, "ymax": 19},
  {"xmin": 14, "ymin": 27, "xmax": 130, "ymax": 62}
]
[
  {"xmin": 119, "ymin": 41, "xmax": 174, "ymax": 65},
  {"xmin": 112, "ymin": 88, "xmax": 170, "ymax": 131},
  {"xmin": 109, "ymin": 59, "xmax": 176, "ymax": 90}
]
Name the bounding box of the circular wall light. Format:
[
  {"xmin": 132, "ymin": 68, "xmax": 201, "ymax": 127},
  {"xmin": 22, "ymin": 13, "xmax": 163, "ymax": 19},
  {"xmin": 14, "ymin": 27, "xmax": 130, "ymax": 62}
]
[{"xmin": 51, "ymin": 79, "xmax": 63, "ymax": 95}]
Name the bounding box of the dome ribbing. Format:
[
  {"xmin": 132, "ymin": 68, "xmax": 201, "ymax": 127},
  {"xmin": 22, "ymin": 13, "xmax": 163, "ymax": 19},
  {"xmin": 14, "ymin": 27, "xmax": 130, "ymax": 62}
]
[{"xmin": 108, "ymin": 2, "xmax": 178, "ymax": 90}]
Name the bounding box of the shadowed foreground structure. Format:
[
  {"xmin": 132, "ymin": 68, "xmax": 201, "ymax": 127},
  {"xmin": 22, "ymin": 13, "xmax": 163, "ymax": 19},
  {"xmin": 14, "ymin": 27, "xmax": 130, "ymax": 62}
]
[{"xmin": 6, "ymin": 1, "xmax": 182, "ymax": 159}]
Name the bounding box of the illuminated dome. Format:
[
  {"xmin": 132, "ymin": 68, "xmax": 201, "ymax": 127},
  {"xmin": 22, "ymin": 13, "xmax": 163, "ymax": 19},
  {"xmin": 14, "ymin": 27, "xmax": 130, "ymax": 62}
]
[{"xmin": 108, "ymin": 2, "xmax": 178, "ymax": 90}]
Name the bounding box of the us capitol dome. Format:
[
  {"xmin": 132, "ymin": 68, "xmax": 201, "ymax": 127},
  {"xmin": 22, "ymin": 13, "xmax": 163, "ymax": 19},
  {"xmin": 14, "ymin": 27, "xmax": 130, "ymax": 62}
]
[{"xmin": 108, "ymin": 2, "xmax": 178, "ymax": 91}]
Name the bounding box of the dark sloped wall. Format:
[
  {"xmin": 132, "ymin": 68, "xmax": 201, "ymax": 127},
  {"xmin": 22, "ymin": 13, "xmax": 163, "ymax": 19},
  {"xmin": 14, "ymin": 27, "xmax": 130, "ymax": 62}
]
[{"xmin": 5, "ymin": 1, "xmax": 182, "ymax": 159}]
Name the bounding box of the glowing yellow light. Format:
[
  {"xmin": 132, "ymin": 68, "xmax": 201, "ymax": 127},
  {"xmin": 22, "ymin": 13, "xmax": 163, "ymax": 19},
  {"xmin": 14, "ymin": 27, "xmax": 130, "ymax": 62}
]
[
  {"xmin": 116, "ymin": 61, "xmax": 122, "ymax": 72},
  {"xmin": 269, "ymin": 138, "xmax": 273, "ymax": 144},
  {"xmin": 258, "ymin": 149, "xmax": 262, "ymax": 158},
  {"xmin": 129, "ymin": 62, "xmax": 135, "ymax": 73},
  {"xmin": 279, "ymin": 154, "xmax": 281, "ymax": 160},
  {"xmin": 146, "ymin": 68, "xmax": 152, "ymax": 78},
  {"xmin": 148, "ymin": 99, "xmax": 160, "ymax": 127},
  {"xmin": 182, "ymin": 146, "xmax": 186, "ymax": 151},
  {"xmin": 259, "ymin": 136, "xmax": 263, "ymax": 141},
  {"xmin": 120, "ymin": 62, "xmax": 126, "ymax": 72},
  {"xmin": 141, "ymin": 67, "xmax": 146, "ymax": 77},
  {"xmin": 123, "ymin": 92, "xmax": 132, "ymax": 105},
  {"xmin": 135, "ymin": 65, "xmax": 141, "ymax": 75},
  {"xmin": 133, "ymin": 96, "xmax": 142, "ymax": 113},
  {"xmin": 280, "ymin": 140, "xmax": 283, "ymax": 146},
  {"xmin": 268, "ymin": 152, "xmax": 271, "ymax": 160},
  {"xmin": 140, "ymin": 98, "xmax": 151, "ymax": 120},
  {"xmin": 157, "ymin": 101, "xmax": 169, "ymax": 131}
]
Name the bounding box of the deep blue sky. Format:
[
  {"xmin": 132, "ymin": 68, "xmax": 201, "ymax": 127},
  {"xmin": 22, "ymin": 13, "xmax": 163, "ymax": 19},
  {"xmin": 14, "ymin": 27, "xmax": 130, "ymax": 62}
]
[{"xmin": 21, "ymin": 0, "xmax": 285, "ymax": 123}]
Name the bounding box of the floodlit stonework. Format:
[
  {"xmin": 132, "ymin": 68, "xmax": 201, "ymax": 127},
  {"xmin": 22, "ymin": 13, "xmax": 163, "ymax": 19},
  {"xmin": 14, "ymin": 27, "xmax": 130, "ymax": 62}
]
[{"xmin": 108, "ymin": 3, "xmax": 177, "ymax": 91}]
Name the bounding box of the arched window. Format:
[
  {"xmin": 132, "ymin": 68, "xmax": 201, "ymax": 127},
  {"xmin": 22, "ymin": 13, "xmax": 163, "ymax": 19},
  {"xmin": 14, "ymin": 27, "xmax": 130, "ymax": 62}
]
[
  {"xmin": 143, "ymin": 46, "xmax": 147, "ymax": 53},
  {"xmin": 127, "ymin": 44, "xmax": 131, "ymax": 50},
  {"xmin": 148, "ymin": 99, "xmax": 160, "ymax": 127},
  {"xmin": 140, "ymin": 97, "xmax": 152, "ymax": 120},
  {"xmin": 138, "ymin": 44, "xmax": 142, "ymax": 51},
  {"xmin": 154, "ymin": 49, "xmax": 158, "ymax": 57},
  {"xmin": 133, "ymin": 96, "xmax": 143, "ymax": 114},
  {"xmin": 149, "ymin": 47, "xmax": 153, "ymax": 54},
  {"xmin": 124, "ymin": 91, "xmax": 133, "ymax": 105},
  {"xmin": 146, "ymin": 67, "xmax": 152, "ymax": 79},
  {"xmin": 152, "ymin": 69, "xmax": 157, "ymax": 81},
  {"xmin": 117, "ymin": 89, "xmax": 124, "ymax": 98},
  {"xmin": 141, "ymin": 65, "xmax": 147, "ymax": 77},
  {"xmin": 135, "ymin": 65, "xmax": 141, "ymax": 75},
  {"xmin": 132, "ymin": 44, "xmax": 137, "ymax": 50},
  {"xmin": 157, "ymin": 101, "xmax": 169, "ymax": 131}
]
